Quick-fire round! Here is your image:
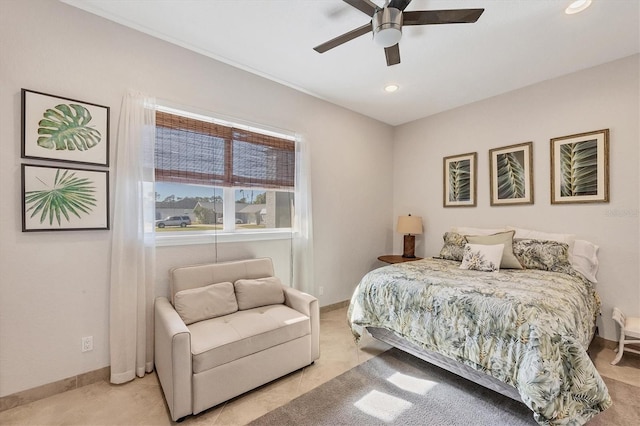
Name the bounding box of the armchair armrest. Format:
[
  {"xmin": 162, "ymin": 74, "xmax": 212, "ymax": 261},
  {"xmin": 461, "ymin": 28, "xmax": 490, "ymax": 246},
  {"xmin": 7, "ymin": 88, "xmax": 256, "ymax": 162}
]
[
  {"xmin": 283, "ymin": 287, "xmax": 320, "ymax": 361},
  {"xmin": 154, "ymin": 297, "xmax": 192, "ymax": 421}
]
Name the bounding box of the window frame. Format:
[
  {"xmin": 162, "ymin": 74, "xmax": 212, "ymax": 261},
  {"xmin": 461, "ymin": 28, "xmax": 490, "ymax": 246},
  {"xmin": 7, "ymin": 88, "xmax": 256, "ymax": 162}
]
[{"xmin": 153, "ymin": 104, "xmax": 296, "ymax": 246}]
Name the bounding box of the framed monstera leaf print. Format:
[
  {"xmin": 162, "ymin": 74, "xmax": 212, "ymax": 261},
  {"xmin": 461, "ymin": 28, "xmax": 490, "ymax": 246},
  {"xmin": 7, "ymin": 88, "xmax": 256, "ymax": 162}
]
[
  {"xmin": 489, "ymin": 142, "xmax": 533, "ymax": 206},
  {"xmin": 21, "ymin": 89, "xmax": 109, "ymax": 166},
  {"xmin": 551, "ymin": 129, "xmax": 609, "ymax": 204},
  {"xmin": 22, "ymin": 164, "xmax": 109, "ymax": 231},
  {"xmin": 443, "ymin": 152, "xmax": 477, "ymax": 207}
]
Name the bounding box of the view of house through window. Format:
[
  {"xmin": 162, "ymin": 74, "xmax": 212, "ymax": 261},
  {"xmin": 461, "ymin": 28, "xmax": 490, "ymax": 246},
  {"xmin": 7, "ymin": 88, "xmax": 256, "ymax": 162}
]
[
  {"xmin": 154, "ymin": 107, "xmax": 295, "ymax": 233},
  {"xmin": 155, "ymin": 182, "xmax": 223, "ymax": 231}
]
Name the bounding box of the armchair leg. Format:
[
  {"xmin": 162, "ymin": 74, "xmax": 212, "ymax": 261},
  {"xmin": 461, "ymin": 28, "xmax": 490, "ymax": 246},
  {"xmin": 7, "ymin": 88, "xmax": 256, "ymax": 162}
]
[
  {"xmin": 611, "ymin": 331, "xmax": 626, "ymax": 365},
  {"xmin": 611, "ymin": 348, "xmax": 624, "ymax": 365}
]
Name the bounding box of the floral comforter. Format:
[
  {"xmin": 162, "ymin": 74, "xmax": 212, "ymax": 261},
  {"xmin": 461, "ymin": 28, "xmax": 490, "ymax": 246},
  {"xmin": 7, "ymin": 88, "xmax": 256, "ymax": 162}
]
[{"xmin": 348, "ymin": 258, "xmax": 611, "ymax": 426}]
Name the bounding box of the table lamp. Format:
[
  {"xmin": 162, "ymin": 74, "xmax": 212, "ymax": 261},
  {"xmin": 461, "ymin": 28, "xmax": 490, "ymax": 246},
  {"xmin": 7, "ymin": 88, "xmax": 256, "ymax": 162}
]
[{"xmin": 397, "ymin": 214, "xmax": 423, "ymax": 258}]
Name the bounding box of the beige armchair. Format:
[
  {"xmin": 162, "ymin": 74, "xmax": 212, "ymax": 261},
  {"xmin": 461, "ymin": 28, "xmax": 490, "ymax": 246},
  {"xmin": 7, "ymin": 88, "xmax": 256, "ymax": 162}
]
[{"xmin": 154, "ymin": 258, "xmax": 319, "ymax": 421}]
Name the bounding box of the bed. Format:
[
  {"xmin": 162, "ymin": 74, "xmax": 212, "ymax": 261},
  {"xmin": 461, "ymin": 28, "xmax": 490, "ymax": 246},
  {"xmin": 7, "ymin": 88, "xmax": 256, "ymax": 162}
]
[{"xmin": 348, "ymin": 229, "xmax": 611, "ymax": 426}]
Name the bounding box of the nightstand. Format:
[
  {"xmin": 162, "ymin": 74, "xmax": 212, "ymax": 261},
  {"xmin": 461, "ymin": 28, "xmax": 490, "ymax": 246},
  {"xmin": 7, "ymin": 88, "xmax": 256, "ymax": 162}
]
[{"xmin": 378, "ymin": 255, "xmax": 423, "ymax": 264}]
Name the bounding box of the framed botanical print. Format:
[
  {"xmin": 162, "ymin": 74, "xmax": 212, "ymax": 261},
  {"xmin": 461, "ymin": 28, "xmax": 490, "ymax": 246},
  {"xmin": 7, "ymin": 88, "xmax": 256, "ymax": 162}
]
[
  {"xmin": 551, "ymin": 129, "xmax": 609, "ymax": 204},
  {"xmin": 489, "ymin": 142, "xmax": 533, "ymax": 206},
  {"xmin": 22, "ymin": 164, "xmax": 110, "ymax": 231},
  {"xmin": 21, "ymin": 89, "xmax": 110, "ymax": 166},
  {"xmin": 443, "ymin": 152, "xmax": 477, "ymax": 207}
]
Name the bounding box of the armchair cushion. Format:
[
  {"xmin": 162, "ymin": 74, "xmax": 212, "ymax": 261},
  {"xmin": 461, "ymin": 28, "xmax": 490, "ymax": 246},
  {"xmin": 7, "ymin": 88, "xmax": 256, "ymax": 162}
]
[
  {"xmin": 234, "ymin": 277, "xmax": 285, "ymax": 310},
  {"xmin": 174, "ymin": 281, "xmax": 238, "ymax": 325},
  {"xmin": 188, "ymin": 304, "xmax": 311, "ymax": 374}
]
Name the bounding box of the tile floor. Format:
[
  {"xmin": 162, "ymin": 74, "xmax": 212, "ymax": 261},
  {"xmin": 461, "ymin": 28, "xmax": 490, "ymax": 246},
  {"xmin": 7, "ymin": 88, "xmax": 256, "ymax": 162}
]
[{"xmin": 1, "ymin": 306, "xmax": 638, "ymax": 425}]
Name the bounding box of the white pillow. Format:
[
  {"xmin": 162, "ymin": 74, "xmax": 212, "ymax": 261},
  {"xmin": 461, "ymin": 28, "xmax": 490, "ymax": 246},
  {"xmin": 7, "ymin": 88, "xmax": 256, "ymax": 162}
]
[
  {"xmin": 234, "ymin": 276, "xmax": 285, "ymax": 310},
  {"xmin": 572, "ymin": 239, "xmax": 599, "ymax": 282},
  {"xmin": 452, "ymin": 226, "xmax": 509, "ymax": 236},
  {"xmin": 174, "ymin": 282, "xmax": 238, "ymax": 325},
  {"xmin": 507, "ymin": 226, "xmax": 576, "ymax": 249},
  {"xmin": 460, "ymin": 243, "xmax": 505, "ymax": 272}
]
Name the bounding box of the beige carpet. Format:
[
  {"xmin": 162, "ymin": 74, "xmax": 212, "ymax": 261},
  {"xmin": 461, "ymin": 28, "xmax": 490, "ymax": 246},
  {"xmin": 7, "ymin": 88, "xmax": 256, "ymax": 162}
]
[
  {"xmin": 590, "ymin": 376, "xmax": 640, "ymax": 425},
  {"xmin": 250, "ymin": 348, "xmax": 639, "ymax": 425}
]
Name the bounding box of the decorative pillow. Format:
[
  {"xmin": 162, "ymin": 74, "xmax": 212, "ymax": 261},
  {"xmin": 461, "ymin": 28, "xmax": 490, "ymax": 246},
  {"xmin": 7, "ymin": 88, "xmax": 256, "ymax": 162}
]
[
  {"xmin": 460, "ymin": 243, "xmax": 505, "ymax": 272},
  {"xmin": 234, "ymin": 276, "xmax": 285, "ymax": 310},
  {"xmin": 507, "ymin": 226, "xmax": 576, "ymax": 253},
  {"xmin": 465, "ymin": 230, "xmax": 523, "ymax": 269},
  {"xmin": 439, "ymin": 232, "xmax": 467, "ymax": 261},
  {"xmin": 570, "ymin": 239, "xmax": 599, "ymax": 282},
  {"xmin": 512, "ymin": 239, "xmax": 572, "ymax": 272},
  {"xmin": 451, "ymin": 226, "xmax": 509, "ymax": 236},
  {"xmin": 174, "ymin": 281, "xmax": 238, "ymax": 325}
]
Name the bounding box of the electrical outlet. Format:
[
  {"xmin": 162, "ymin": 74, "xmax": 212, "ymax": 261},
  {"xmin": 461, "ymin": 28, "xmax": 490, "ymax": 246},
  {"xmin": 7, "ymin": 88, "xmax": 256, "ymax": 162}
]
[
  {"xmin": 81, "ymin": 336, "xmax": 93, "ymax": 352},
  {"xmin": 319, "ymin": 286, "xmax": 324, "ymax": 296}
]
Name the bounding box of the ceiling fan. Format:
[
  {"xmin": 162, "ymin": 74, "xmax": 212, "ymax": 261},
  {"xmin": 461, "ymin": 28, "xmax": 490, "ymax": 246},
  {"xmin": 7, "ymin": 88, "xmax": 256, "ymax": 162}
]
[{"xmin": 313, "ymin": 0, "xmax": 484, "ymax": 66}]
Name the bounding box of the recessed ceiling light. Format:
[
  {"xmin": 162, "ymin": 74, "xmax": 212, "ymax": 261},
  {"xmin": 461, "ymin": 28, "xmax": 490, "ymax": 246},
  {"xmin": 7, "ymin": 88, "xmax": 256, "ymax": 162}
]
[
  {"xmin": 565, "ymin": 0, "xmax": 592, "ymax": 15},
  {"xmin": 384, "ymin": 84, "xmax": 399, "ymax": 93}
]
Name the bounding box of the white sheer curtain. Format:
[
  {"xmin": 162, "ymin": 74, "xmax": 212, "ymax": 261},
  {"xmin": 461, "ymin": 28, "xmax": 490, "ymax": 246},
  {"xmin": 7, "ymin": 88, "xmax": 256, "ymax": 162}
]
[
  {"xmin": 109, "ymin": 91, "xmax": 156, "ymax": 384},
  {"xmin": 292, "ymin": 136, "xmax": 315, "ymax": 294}
]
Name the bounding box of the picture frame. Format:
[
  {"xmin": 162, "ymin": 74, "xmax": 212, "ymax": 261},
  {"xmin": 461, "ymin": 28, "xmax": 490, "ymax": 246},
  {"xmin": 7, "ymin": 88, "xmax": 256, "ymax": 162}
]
[
  {"xmin": 22, "ymin": 89, "xmax": 110, "ymax": 166},
  {"xmin": 443, "ymin": 152, "xmax": 477, "ymax": 207},
  {"xmin": 550, "ymin": 129, "xmax": 609, "ymax": 204},
  {"xmin": 22, "ymin": 164, "xmax": 110, "ymax": 232},
  {"xmin": 489, "ymin": 142, "xmax": 533, "ymax": 206}
]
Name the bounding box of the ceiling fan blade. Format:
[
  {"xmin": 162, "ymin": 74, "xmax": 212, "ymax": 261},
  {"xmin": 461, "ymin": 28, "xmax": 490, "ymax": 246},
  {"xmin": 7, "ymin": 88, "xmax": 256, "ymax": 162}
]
[
  {"xmin": 403, "ymin": 9, "xmax": 484, "ymax": 26},
  {"xmin": 385, "ymin": 44, "xmax": 400, "ymax": 66},
  {"xmin": 389, "ymin": 0, "xmax": 413, "ymax": 12},
  {"xmin": 313, "ymin": 23, "xmax": 372, "ymax": 53},
  {"xmin": 343, "ymin": 0, "xmax": 379, "ymax": 17}
]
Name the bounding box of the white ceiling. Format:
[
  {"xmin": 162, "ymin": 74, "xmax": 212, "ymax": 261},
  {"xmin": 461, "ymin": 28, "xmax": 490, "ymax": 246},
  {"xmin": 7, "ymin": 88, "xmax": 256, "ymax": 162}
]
[{"xmin": 61, "ymin": 0, "xmax": 639, "ymax": 126}]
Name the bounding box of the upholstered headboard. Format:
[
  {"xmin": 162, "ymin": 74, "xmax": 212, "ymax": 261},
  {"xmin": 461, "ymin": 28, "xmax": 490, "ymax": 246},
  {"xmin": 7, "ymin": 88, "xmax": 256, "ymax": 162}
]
[{"xmin": 169, "ymin": 258, "xmax": 275, "ymax": 304}]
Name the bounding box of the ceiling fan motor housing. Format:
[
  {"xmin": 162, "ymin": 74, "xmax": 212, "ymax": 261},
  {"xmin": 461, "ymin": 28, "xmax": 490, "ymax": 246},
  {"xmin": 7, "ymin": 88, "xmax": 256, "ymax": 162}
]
[{"xmin": 373, "ymin": 7, "xmax": 402, "ymax": 47}]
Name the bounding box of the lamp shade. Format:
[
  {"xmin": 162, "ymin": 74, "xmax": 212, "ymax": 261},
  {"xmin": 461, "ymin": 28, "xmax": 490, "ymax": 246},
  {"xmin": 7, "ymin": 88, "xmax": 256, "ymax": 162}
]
[
  {"xmin": 374, "ymin": 27, "xmax": 402, "ymax": 47},
  {"xmin": 397, "ymin": 215, "xmax": 423, "ymax": 235}
]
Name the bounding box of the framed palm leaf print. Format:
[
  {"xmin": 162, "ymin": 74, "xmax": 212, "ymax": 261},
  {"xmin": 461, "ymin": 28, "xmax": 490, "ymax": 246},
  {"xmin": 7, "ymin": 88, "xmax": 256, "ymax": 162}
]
[
  {"xmin": 489, "ymin": 142, "xmax": 533, "ymax": 206},
  {"xmin": 551, "ymin": 129, "xmax": 609, "ymax": 204},
  {"xmin": 443, "ymin": 152, "xmax": 477, "ymax": 207},
  {"xmin": 22, "ymin": 164, "xmax": 109, "ymax": 231},
  {"xmin": 21, "ymin": 89, "xmax": 110, "ymax": 166}
]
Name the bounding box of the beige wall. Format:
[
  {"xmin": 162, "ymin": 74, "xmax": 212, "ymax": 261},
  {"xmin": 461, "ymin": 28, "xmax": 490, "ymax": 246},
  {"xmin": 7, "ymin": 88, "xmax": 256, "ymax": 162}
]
[
  {"xmin": 1, "ymin": 0, "xmax": 636, "ymax": 400},
  {"xmin": 393, "ymin": 55, "xmax": 640, "ymax": 341},
  {"xmin": 0, "ymin": 0, "xmax": 393, "ymax": 396}
]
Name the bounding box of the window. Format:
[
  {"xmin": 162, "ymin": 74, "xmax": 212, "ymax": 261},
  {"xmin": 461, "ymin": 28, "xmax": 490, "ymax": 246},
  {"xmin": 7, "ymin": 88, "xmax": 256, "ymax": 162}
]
[{"xmin": 154, "ymin": 107, "xmax": 295, "ymax": 239}]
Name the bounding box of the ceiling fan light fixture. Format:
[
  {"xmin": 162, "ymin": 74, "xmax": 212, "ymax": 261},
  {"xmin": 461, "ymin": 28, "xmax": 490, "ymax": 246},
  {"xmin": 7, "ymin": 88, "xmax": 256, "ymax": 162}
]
[
  {"xmin": 565, "ymin": 0, "xmax": 592, "ymax": 14},
  {"xmin": 373, "ymin": 7, "xmax": 403, "ymax": 48}
]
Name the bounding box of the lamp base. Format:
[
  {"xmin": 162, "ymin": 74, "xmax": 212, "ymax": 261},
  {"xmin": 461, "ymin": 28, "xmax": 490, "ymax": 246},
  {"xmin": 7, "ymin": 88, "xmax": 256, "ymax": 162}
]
[{"xmin": 402, "ymin": 234, "xmax": 416, "ymax": 258}]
